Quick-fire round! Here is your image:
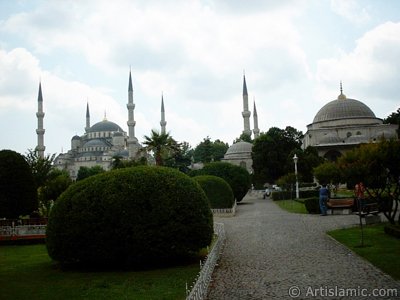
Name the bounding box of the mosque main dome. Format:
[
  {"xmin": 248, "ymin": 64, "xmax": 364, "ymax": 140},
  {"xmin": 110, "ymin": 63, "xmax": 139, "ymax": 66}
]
[
  {"xmin": 313, "ymin": 97, "xmax": 376, "ymax": 123},
  {"xmin": 88, "ymin": 119, "xmax": 124, "ymax": 133}
]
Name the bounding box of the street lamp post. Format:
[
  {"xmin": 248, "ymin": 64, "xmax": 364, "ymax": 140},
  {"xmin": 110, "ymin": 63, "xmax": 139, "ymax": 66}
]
[{"xmin": 293, "ymin": 154, "xmax": 299, "ymax": 199}]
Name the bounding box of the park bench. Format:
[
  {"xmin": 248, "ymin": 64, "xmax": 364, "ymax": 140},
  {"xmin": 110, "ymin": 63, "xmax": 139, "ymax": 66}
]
[{"xmin": 326, "ymin": 198, "xmax": 354, "ymax": 214}]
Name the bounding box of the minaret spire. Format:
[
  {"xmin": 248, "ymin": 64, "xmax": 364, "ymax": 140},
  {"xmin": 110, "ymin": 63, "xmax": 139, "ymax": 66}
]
[
  {"xmin": 85, "ymin": 101, "xmax": 90, "ymax": 132},
  {"xmin": 36, "ymin": 82, "xmax": 46, "ymax": 159},
  {"xmin": 127, "ymin": 69, "xmax": 139, "ymax": 159},
  {"xmin": 253, "ymin": 98, "xmax": 260, "ymax": 139},
  {"xmin": 242, "ymin": 74, "xmax": 252, "ymax": 137},
  {"xmin": 160, "ymin": 93, "xmax": 167, "ymax": 135}
]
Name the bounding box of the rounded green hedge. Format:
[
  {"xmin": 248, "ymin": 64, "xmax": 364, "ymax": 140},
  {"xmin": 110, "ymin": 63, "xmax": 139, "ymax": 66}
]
[
  {"xmin": 189, "ymin": 162, "xmax": 251, "ymax": 202},
  {"xmin": 46, "ymin": 166, "xmax": 213, "ymax": 268},
  {"xmin": 193, "ymin": 175, "xmax": 234, "ymax": 209},
  {"xmin": 0, "ymin": 149, "xmax": 37, "ymax": 218}
]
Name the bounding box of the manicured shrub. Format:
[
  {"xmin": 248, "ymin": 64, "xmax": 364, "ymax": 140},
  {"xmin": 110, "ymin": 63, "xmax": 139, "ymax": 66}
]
[
  {"xmin": 304, "ymin": 197, "xmax": 320, "ymax": 214},
  {"xmin": 46, "ymin": 166, "xmax": 213, "ymax": 268},
  {"xmin": 189, "ymin": 162, "xmax": 251, "ymax": 202},
  {"xmin": 271, "ymin": 190, "xmax": 319, "ymax": 201},
  {"xmin": 193, "ymin": 175, "xmax": 234, "ymax": 209},
  {"xmin": 0, "ymin": 150, "xmax": 37, "ymax": 218}
]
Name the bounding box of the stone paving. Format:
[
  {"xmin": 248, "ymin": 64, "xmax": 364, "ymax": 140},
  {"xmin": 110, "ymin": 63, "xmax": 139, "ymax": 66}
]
[{"xmin": 207, "ymin": 194, "xmax": 400, "ymax": 300}]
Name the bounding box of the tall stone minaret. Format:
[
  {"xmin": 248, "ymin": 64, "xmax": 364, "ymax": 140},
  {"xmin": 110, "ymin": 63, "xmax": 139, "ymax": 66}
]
[
  {"xmin": 242, "ymin": 74, "xmax": 252, "ymax": 137},
  {"xmin": 160, "ymin": 93, "xmax": 167, "ymax": 135},
  {"xmin": 253, "ymin": 99, "xmax": 260, "ymax": 139},
  {"xmin": 85, "ymin": 102, "xmax": 90, "ymax": 132},
  {"xmin": 36, "ymin": 82, "xmax": 45, "ymax": 159},
  {"xmin": 127, "ymin": 70, "xmax": 139, "ymax": 158}
]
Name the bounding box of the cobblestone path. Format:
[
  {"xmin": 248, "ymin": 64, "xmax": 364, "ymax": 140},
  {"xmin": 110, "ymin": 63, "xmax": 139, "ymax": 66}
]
[{"xmin": 207, "ymin": 194, "xmax": 400, "ymax": 300}]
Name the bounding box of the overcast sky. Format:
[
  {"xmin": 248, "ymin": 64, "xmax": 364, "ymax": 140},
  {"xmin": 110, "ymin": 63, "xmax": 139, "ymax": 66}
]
[{"xmin": 1, "ymin": 0, "xmax": 399, "ymax": 156}]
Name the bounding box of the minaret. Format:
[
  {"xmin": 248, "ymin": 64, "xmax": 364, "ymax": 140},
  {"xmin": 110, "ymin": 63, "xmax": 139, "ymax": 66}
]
[
  {"xmin": 127, "ymin": 70, "xmax": 139, "ymax": 158},
  {"xmin": 242, "ymin": 74, "xmax": 252, "ymax": 137},
  {"xmin": 85, "ymin": 102, "xmax": 90, "ymax": 132},
  {"xmin": 253, "ymin": 99, "xmax": 260, "ymax": 139},
  {"xmin": 36, "ymin": 82, "xmax": 46, "ymax": 159},
  {"xmin": 160, "ymin": 93, "xmax": 167, "ymax": 135}
]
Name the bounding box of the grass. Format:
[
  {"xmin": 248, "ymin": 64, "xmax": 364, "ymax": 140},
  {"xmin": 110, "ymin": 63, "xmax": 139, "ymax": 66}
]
[
  {"xmin": 328, "ymin": 223, "xmax": 400, "ymax": 280},
  {"xmin": 0, "ymin": 244, "xmax": 200, "ymax": 300},
  {"xmin": 275, "ymin": 199, "xmax": 308, "ymax": 214}
]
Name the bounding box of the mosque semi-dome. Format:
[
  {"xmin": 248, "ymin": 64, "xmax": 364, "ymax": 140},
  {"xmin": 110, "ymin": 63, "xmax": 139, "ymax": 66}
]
[
  {"xmin": 88, "ymin": 119, "xmax": 124, "ymax": 133},
  {"xmin": 313, "ymin": 97, "xmax": 376, "ymax": 124}
]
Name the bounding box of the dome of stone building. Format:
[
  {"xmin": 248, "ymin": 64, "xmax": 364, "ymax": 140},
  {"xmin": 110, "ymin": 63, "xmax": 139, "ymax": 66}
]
[
  {"xmin": 71, "ymin": 135, "xmax": 81, "ymax": 140},
  {"xmin": 313, "ymin": 97, "xmax": 376, "ymax": 124},
  {"xmin": 224, "ymin": 141, "xmax": 253, "ymax": 159},
  {"xmin": 88, "ymin": 120, "xmax": 123, "ymax": 133}
]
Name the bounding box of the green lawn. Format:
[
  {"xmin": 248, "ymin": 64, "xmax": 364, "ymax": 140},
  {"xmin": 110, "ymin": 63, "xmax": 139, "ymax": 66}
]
[
  {"xmin": 328, "ymin": 223, "xmax": 400, "ymax": 280},
  {"xmin": 0, "ymin": 244, "xmax": 199, "ymax": 300},
  {"xmin": 275, "ymin": 199, "xmax": 308, "ymax": 214}
]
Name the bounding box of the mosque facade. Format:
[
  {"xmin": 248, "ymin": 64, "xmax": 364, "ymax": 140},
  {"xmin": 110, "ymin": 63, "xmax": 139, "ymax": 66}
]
[
  {"xmin": 303, "ymin": 85, "xmax": 397, "ymax": 160},
  {"xmin": 34, "ymin": 71, "xmax": 166, "ymax": 180}
]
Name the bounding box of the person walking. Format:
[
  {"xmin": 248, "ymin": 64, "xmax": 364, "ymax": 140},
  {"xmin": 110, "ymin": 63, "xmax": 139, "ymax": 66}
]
[{"xmin": 319, "ymin": 184, "xmax": 329, "ymax": 216}]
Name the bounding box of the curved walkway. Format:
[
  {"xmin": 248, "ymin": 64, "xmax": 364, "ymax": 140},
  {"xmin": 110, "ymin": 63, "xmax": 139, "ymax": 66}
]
[{"xmin": 207, "ymin": 194, "xmax": 400, "ymax": 300}]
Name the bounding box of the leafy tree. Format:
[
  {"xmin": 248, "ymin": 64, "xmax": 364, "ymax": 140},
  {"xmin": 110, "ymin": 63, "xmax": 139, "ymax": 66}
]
[
  {"xmin": 164, "ymin": 141, "xmax": 193, "ymax": 173},
  {"xmin": 38, "ymin": 169, "xmax": 72, "ymax": 217},
  {"xmin": 111, "ymin": 155, "xmax": 148, "ymax": 169},
  {"xmin": 313, "ymin": 161, "xmax": 341, "ymax": 196},
  {"xmin": 193, "ymin": 137, "xmax": 229, "ymax": 163},
  {"xmin": 338, "ymin": 140, "xmax": 400, "ymax": 224},
  {"xmin": 383, "ymin": 107, "xmax": 400, "ymax": 138},
  {"xmin": 0, "ymin": 150, "xmax": 37, "ymax": 218},
  {"xmin": 252, "ymin": 126, "xmax": 303, "ymax": 185},
  {"xmin": 234, "ymin": 133, "xmax": 252, "ymax": 143},
  {"xmin": 24, "ymin": 149, "xmax": 56, "ymax": 189},
  {"xmin": 276, "ymin": 172, "xmax": 297, "ymax": 193},
  {"xmin": 76, "ymin": 165, "xmax": 105, "ymax": 181},
  {"xmin": 295, "ymin": 147, "xmax": 324, "ymax": 182},
  {"xmin": 143, "ymin": 130, "xmax": 179, "ymax": 166}
]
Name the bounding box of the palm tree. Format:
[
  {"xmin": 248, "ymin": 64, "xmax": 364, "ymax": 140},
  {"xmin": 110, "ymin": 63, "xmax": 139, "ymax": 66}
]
[{"xmin": 143, "ymin": 130, "xmax": 179, "ymax": 166}]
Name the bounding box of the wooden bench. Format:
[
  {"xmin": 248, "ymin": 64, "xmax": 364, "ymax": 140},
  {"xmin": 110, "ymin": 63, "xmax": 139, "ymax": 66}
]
[
  {"xmin": 326, "ymin": 198, "xmax": 354, "ymax": 214},
  {"xmin": 356, "ymin": 201, "xmax": 380, "ymax": 216}
]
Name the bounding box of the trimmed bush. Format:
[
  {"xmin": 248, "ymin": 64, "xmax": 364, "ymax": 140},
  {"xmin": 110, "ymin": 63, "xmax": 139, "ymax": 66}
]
[
  {"xmin": 193, "ymin": 175, "xmax": 234, "ymax": 209},
  {"xmin": 304, "ymin": 197, "xmax": 320, "ymax": 214},
  {"xmin": 46, "ymin": 166, "xmax": 213, "ymax": 268},
  {"xmin": 189, "ymin": 162, "xmax": 251, "ymax": 202},
  {"xmin": 0, "ymin": 150, "xmax": 37, "ymax": 218}
]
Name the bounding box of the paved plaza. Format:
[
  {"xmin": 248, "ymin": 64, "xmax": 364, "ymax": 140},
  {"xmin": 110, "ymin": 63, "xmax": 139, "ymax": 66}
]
[{"xmin": 207, "ymin": 194, "xmax": 400, "ymax": 300}]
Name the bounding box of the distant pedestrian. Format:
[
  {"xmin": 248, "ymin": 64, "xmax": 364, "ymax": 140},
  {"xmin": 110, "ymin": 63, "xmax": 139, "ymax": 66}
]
[
  {"xmin": 355, "ymin": 182, "xmax": 366, "ymax": 210},
  {"xmin": 319, "ymin": 184, "xmax": 329, "ymax": 216}
]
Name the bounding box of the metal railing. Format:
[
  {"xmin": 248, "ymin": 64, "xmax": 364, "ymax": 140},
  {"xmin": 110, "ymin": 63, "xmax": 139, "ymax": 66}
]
[
  {"xmin": 0, "ymin": 219, "xmax": 47, "ymax": 240},
  {"xmin": 186, "ymin": 222, "xmax": 226, "ymax": 300},
  {"xmin": 211, "ymin": 202, "xmax": 237, "ymax": 217}
]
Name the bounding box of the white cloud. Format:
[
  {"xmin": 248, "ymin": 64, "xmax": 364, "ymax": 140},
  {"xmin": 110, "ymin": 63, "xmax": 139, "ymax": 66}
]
[
  {"xmin": 330, "ymin": 0, "xmax": 370, "ymax": 25},
  {"xmin": 316, "ymin": 21, "xmax": 400, "ymax": 117}
]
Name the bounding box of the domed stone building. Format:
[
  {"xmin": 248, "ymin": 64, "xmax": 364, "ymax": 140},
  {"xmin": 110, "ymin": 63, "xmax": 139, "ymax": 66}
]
[
  {"xmin": 51, "ymin": 71, "xmax": 167, "ymax": 180},
  {"xmin": 303, "ymin": 86, "xmax": 397, "ymax": 160},
  {"xmin": 222, "ymin": 141, "xmax": 253, "ymax": 173}
]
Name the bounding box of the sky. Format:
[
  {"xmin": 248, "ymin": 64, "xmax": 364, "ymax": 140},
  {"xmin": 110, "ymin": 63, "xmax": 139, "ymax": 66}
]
[{"xmin": 0, "ymin": 0, "xmax": 399, "ymax": 156}]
